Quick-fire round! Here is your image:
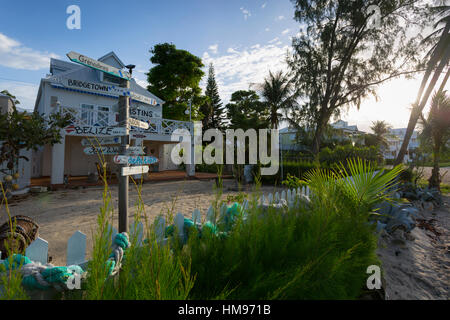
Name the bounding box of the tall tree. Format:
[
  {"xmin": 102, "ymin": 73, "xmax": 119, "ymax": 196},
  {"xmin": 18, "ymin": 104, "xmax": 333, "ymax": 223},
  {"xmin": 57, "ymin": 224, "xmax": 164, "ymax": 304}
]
[
  {"xmin": 201, "ymin": 63, "xmax": 225, "ymax": 130},
  {"xmin": 146, "ymin": 43, "xmax": 205, "ymax": 121},
  {"xmin": 418, "ymin": 90, "xmax": 450, "ymax": 190},
  {"xmin": 395, "ymin": 3, "xmax": 450, "ymax": 164},
  {"xmin": 288, "ymin": 0, "xmax": 430, "ymax": 155},
  {"xmin": 226, "ymin": 90, "xmax": 269, "ymax": 130},
  {"xmin": 370, "ymin": 120, "xmax": 392, "ymax": 149},
  {"xmin": 256, "ymin": 71, "xmax": 297, "ymax": 129}
]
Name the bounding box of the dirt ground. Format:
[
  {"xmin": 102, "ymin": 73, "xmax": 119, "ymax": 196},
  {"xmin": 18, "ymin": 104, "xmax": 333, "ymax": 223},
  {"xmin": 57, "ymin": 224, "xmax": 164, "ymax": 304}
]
[
  {"xmin": 418, "ymin": 167, "xmax": 450, "ymax": 184},
  {"xmin": 377, "ymin": 196, "xmax": 450, "ymax": 300},
  {"xmin": 1, "ymin": 179, "xmax": 280, "ymax": 265}
]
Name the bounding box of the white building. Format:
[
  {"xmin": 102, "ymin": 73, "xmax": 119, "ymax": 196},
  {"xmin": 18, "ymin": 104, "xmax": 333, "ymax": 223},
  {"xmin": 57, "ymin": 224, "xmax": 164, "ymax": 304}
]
[
  {"xmin": 33, "ymin": 51, "xmax": 193, "ymax": 185},
  {"xmin": 383, "ymin": 128, "xmax": 419, "ymax": 162}
]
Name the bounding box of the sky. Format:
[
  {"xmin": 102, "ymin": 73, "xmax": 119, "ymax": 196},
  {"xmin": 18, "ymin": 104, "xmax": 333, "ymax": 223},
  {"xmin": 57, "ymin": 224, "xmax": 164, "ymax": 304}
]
[{"xmin": 0, "ymin": 0, "xmax": 446, "ymax": 132}]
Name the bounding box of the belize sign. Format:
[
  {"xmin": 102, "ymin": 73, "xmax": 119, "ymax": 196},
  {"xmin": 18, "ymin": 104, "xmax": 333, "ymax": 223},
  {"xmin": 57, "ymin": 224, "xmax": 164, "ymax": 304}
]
[
  {"xmin": 81, "ymin": 137, "xmax": 120, "ymax": 146},
  {"xmin": 65, "ymin": 125, "xmax": 127, "ymax": 137},
  {"xmin": 113, "ymin": 155, "xmax": 159, "ymax": 166},
  {"xmin": 67, "ymin": 51, "xmax": 131, "ymax": 80},
  {"xmin": 122, "ymin": 165, "xmax": 149, "ymax": 176}
]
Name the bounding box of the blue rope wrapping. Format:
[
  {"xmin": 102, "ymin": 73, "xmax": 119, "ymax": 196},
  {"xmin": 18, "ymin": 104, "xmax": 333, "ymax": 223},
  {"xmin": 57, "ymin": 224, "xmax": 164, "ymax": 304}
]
[{"xmin": 0, "ymin": 232, "xmax": 130, "ymax": 291}]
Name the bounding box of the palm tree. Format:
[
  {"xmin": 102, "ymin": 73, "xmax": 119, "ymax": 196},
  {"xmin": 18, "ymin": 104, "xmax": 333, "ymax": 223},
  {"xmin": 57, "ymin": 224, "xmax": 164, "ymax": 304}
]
[
  {"xmin": 418, "ymin": 90, "xmax": 450, "ymax": 190},
  {"xmin": 256, "ymin": 71, "xmax": 297, "ymax": 129},
  {"xmin": 395, "ymin": 4, "xmax": 450, "ymax": 164},
  {"xmin": 370, "ymin": 120, "xmax": 392, "ymax": 150}
]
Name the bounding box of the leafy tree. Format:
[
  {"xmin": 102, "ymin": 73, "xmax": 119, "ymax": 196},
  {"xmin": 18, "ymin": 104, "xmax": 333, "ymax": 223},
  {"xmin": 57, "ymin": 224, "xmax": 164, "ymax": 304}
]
[
  {"xmin": 418, "ymin": 90, "xmax": 450, "ymax": 190},
  {"xmin": 370, "ymin": 120, "xmax": 392, "ymax": 149},
  {"xmin": 255, "ymin": 71, "xmax": 297, "ymax": 129},
  {"xmin": 225, "ymin": 90, "xmax": 269, "ymax": 130},
  {"xmin": 201, "ymin": 63, "xmax": 225, "ymax": 130},
  {"xmin": 0, "ymin": 105, "xmax": 71, "ymax": 176},
  {"xmin": 288, "ymin": 0, "xmax": 430, "ymax": 155},
  {"xmin": 0, "ymin": 90, "xmax": 20, "ymax": 105},
  {"xmin": 146, "ymin": 43, "xmax": 205, "ymax": 121},
  {"xmin": 396, "ymin": 3, "xmax": 450, "ymax": 164}
]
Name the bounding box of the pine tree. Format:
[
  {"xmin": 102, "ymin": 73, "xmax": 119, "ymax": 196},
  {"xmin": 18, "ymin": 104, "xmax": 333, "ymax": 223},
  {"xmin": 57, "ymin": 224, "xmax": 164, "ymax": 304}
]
[{"xmin": 203, "ymin": 63, "xmax": 225, "ymax": 130}]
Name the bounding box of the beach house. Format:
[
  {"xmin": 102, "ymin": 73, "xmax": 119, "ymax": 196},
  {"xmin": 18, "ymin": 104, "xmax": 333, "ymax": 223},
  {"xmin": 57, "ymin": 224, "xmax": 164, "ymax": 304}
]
[{"xmin": 32, "ymin": 51, "xmax": 193, "ymax": 185}]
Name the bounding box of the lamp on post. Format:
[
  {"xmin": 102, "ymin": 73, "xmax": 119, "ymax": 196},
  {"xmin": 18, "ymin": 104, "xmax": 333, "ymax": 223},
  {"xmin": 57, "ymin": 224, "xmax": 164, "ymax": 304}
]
[{"xmin": 185, "ymin": 99, "xmax": 192, "ymax": 122}]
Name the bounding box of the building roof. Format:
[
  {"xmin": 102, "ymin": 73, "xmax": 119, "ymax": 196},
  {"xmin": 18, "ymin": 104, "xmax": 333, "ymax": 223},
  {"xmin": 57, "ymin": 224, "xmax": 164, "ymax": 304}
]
[{"xmin": 35, "ymin": 52, "xmax": 164, "ymax": 110}]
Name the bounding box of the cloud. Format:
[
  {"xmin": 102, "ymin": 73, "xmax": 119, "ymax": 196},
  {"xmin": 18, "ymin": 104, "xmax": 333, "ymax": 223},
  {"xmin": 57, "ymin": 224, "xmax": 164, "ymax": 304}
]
[
  {"xmin": 200, "ymin": 43, "xmax": 292, "ymax": 104},
  {"xmin": 268, "ymin": 37, "xmax": 279, "ymax": 44},
  {"xmin": 282, "ymin": 28, "xmax": 290, "ymax": 35},
  {"xmin": 262, "ymin": 3, "xmax": 267, "ymax": 9},
  {"xmin": 276, "ymin": 15, "xmax": 285, "ymax": 21},
  {"xmin": 0, "ymin": 81, "xmax": 39, "ymax": 109},
  {"xmin": 240, "ymin": 7, "xmax": 251, "ymax": 20},
  {"xmin": 134, "ymin": 77, "xmax": 149, "ymax": 89},
  {"xmin": 265, "ymin": 27, "xmax": 270, "ymax": 32},
  {"xmin": 208, "ymin": 44, "xmax": 219, "ymax": 54},
  {"xmin": 0, "ymin": 33, "xmax": 59, "ymax": 70}
]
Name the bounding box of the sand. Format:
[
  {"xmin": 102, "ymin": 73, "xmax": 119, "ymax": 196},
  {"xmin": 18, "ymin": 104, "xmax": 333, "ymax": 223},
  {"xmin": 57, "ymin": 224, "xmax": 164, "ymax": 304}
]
[
  {"xmin": 1, "ymin": 179, "xmax": 280, "ymax": 266},
  {"xmin": 377, "ymin": 196, "xmax": 450, "ymax": 300}
]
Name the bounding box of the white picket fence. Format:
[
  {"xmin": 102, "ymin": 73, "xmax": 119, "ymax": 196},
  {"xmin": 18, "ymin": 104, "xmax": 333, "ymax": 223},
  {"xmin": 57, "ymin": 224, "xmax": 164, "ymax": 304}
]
[{"xmin": 0, "ymin": 186, "xmax": 311, "ymax": 271}]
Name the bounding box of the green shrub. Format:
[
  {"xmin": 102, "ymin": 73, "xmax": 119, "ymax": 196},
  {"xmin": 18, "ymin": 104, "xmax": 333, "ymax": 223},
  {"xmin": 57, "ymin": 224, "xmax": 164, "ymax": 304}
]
[{"xmin": 176, "ymin": 159, "xmax": 402, "ymax": 299}]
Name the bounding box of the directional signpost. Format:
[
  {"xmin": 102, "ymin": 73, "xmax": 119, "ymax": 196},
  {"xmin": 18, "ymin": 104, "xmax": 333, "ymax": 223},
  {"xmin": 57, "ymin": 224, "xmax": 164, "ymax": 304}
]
[
  {"xmin": 67, "ymin": 51, "xmax": 131, "ymax": 80},
  {"xmin": 128, "ymin": 117, "xmax": 149, "ymax": 130},
  {"xmin": 113, "ymin": 155, "xmax": 159, "ymax": 166},
  {"xmin": 121, "ymin": 165, "xmax": 149, "ymax": 176},
  {"xmin": 81, "ymin": 137, "xmax": 120, "ymax": 146}
]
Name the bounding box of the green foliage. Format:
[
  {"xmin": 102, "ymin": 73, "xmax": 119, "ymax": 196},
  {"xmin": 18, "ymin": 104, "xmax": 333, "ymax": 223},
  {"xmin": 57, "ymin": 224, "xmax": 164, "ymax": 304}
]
[
  {"xmin": 147, "ymin": 43, "xmax": 205, "ymax": 121},
  {"xmin": 281, "ymin": 173, "xmax": 308, "ymax": 189},
  {"xmin": 257, "ymin": 71, "xmax": 297, "ymax": 129},
  {"xmin": 201, "ymin": 63, "xmax": 225, "ymax": 131},
  {"xmin": 0, "ymin": 106, "xmax": 71, "ymax": 175},
  {"xmin": 225, "ymin": 90, "xmax": 270, "ymax": 130},
  {"xmin": 319, "ymin": 145, "xmax": 382, "ymax": 167},
  {"xmin": 178, "ymin": 158, "xmax": 400, "ymax": 299},
  {"xmin": 370, "ymin": 120, "xmax": 392, "ymax": 149}
]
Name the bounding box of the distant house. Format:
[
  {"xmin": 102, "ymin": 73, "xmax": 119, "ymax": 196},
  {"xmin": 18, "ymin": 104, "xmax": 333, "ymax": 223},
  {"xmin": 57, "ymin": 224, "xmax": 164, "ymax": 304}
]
[
  {"xmin": 0, "ymin": 93, "xmax": 32, "ymax": 190},
  {"xmin": 280, "ymin": 120, "xmax": 366, "ymax": 152},
  {"xmin": 383, "ymin": 128, "xmax": 419, "ymax": 163},
  {"xmin": 32, "ymin": 51, "xmax": 193, "ymax": 185}
]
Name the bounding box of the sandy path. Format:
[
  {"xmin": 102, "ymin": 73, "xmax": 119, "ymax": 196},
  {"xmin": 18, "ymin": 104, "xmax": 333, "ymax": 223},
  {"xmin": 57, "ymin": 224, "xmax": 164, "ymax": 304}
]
[
  {"xmin": 377, "ymin": 196, "xmax": 450, "ymax": 300},
  {"xmin": 418, "ymin": 167, "xmax": 450, "ymax": 184},
  {"xmin": 1, "ymin": 179, "xmax": 280, "ymax": 266}
]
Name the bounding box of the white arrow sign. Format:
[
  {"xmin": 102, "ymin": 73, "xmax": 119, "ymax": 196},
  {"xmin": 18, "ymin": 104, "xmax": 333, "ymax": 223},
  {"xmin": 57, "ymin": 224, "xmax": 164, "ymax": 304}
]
[
  {"xmin": 81, "ymin": 137, "xmax": 120, "ymax": 146},
  {"xmin": 128, "ymin": 117, "xmax": 149, "ymax": 129},
  {"xmin": 65, "ymin": 125, "xmax": 127, "ymax": 137},
  {"xmin": 67, "ymin": 51, "xmax": 131, "ymax": 80},
  {"xmin": 113, "ymin": 155, "xmax": 159, "ymax": 165},
  {"xmin": 84, "ymin": 146, "xmax": 120, "ymax": 155},
  {"xmin": 122, "ymin": 165, "xmax": 149, "ymax": 176},
  {"xmin": 126, "ymin": 146, "xmax": 146, "ymax": 155}
]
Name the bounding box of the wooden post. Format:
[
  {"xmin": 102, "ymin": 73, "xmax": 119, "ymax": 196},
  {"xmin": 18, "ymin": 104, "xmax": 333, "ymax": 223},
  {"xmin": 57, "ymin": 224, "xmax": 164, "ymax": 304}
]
[{"xmin": 118, "ymin": 79, "xmax": 130, "ymax": 233}]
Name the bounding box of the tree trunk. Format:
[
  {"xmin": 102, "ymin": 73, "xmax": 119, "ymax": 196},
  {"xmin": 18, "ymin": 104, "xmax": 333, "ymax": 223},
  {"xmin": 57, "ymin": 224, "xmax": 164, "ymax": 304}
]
[
  {"xmin": 312, "ymin": 110, "xmax": 329, "ymax": 155},
  {"xmin": 395, "ymin": 49, "xmax": 450, "ymax": 165},
  {"xmin": 429, "ymin": 143, "xmax": 441, "ymax": 190}
]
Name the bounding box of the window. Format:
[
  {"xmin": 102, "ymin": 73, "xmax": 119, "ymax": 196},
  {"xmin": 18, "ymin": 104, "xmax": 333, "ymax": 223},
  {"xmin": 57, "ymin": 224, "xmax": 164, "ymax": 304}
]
[
  {"xmin": 97, "ymin": 106, "xmax": 110, "ymax": 126},
  {"xmin": 81, "ymin": 104, "xmax": 94, "ymax": 125}
]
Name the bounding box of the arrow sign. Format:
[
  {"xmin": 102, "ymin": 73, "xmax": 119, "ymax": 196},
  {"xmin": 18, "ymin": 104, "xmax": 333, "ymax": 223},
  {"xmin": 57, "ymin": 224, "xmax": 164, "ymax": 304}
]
[
  {"xmin": 126, "ymin": 146, "xmax": 146, "ymax": 156},
  {"xmin": 67, "ymin": 51, "xmax": 131, "ymax": 80},
  {"xmin": 81, "ymin": 137, "xmax": 120, "ymax": 146},
  {"xmin": 84, "ymin": 146, "xmax": 120, "ymax": 155},
  {"xmin": 128, "ymin": 117, "xmax": 149, "ymax": 129},
  {"xmin": 113, "ymin": 155, "xmax": 159, "ymax": 166},
  {"xmin": 122, "ymin": 166, "xmax": 149, "ymax": 176}
]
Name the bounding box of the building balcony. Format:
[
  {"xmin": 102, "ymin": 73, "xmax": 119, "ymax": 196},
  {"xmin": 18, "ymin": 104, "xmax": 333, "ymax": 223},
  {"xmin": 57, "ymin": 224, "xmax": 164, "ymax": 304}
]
[{"xmin": 58, "ymin": 105, "xmax": 192, "ymax": 141}]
